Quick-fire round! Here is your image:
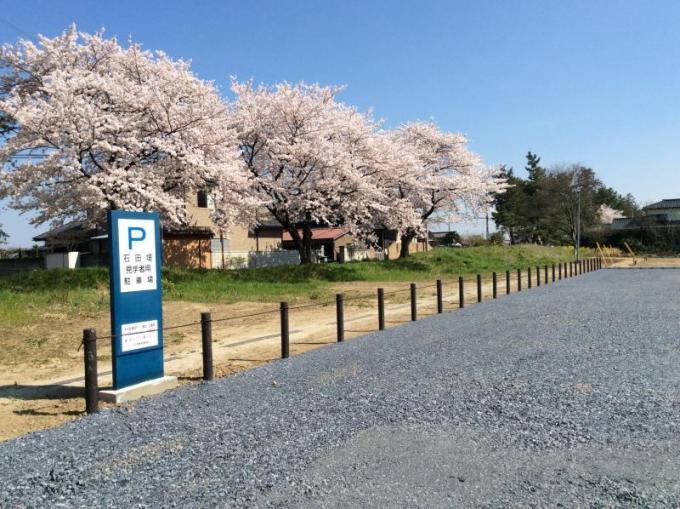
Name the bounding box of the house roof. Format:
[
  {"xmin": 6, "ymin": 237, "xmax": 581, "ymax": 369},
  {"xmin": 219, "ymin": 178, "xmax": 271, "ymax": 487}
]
[
  {"xmin": 644, "ymin": 199, "xmax": 680, "ymax": 211},
  {"xmin": 282, "ymin": 227, "xmax": 350, "ymax": 242},
  {"xmin": 34, "ymin": 220, "xmax": 214, "ymax": 242},
  {"xmin": 33, "ymin": 221, "xmax": 93, "ymax": 242}
]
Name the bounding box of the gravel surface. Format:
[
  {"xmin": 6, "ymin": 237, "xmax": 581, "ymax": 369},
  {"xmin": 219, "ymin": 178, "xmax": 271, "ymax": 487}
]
[{"xmin": 2, "ymin": 268, "xmax": 680, "ymax": 507}]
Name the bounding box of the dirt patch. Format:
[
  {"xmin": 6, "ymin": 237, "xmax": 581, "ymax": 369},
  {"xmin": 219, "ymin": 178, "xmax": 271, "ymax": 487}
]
[
  {"xmin": 607, "ymin": 257, "xmax": 680, "ymax": 268},
  {"xmin": 0, "ymin": 274, "xmax": 533, "ymax": 441}
]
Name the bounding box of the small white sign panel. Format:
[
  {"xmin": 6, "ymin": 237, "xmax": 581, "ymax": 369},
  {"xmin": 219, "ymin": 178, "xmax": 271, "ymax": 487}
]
[
  {"xmin": 117, "ymin": 218, "xmax": 157, "ymax": 293},
  {"xmin": 121, "ymin": 319, "xmax": 159, "ymax": 352}
]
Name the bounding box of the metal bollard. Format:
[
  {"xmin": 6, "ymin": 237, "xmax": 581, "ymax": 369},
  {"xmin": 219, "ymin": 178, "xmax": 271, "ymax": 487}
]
[
  {"xmin": 506, "ymin": 270, "xmax": 511, "ymax": 295},
  {"xmin": 559, "ymin": 263, "xmax": 562, "ymax": 280},
  {"xmin": 544, "ymin": 265, "xmax": 548, "ymax": 285},
  {"xmin": 492, "ymin": 272, "xmax": 497, "ymax": 299},
  {"xmin": 570, "ymin": 261, "xmax": 573, "ymax": 277},
  {"xmin": 477, "ymin": 274, "xmax": 482, "ymax": 303},
  {"xmin": 459, "ymin": 276, "xmax": 465, "ymax": 308},
  {"xmin": 552, "ymin": 264, "xmax": 555, "ymax": 282},
  {"xmin": 83, "ymin": 328, "xmax": 98, "ymax": 414},
  {"xmin": 377, "ymin": 288, "xmax": 385, "ymax": 331},
  {"xmin": 336, "ymin": 293, "xmax": 344, "ymax": 342},
  {"xmin": 280, "ymin": 301, "xmax": 289, "ymax": 359},
  {"xmin": 410, "ymin": 283, "xmax": 417, "ymax": 321},
  {"xmin": 201, "ymin": 312, "xmax": 214, "ymax": 381},
  {"xmin": 436, "ymin": 279, "xmax": 443, "ymax": 314},
  {"xmin": 536, "ymin": 266, "xmax": 541, "ymax": 287}
]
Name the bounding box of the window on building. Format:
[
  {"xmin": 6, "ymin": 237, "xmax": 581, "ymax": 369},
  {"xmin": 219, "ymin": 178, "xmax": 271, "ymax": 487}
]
[{"xmin": 197, "ymin": 190, "xmax": 215, "ymax": 209}]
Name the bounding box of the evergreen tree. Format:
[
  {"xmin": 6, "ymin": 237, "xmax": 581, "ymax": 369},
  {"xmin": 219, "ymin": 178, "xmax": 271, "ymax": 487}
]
[
  {"xmin": 493, "ymin": 152, "xmax": 636, "ymax": 252},
  {"xmin": 493, "ymin": 167, "xmax": 530, "ymax": 244},
  {"xmin": 525, "ymin": 152, "xmax": 546, "ymax": 190}
]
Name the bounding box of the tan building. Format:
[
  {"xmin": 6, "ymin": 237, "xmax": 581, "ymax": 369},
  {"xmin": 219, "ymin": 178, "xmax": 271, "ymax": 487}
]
[{"xmin": 33, "ymin": 190, "xmax": 429, "ymax": 269}]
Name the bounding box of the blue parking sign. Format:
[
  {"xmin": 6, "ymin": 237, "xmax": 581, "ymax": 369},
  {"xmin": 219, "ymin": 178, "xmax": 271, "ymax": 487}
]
[{"xmin": 108, "ymin": 210, "xmax": 164, "ymax": 389}]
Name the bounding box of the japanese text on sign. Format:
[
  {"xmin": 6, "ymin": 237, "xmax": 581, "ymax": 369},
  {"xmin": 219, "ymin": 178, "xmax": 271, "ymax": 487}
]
[
  {"xmin": 117, "ymin": 218, "xmax": 157, "ymax": 293},
  {"xmin": 121, "ymin": 319, "xmax": 159, "ymax": 352}
]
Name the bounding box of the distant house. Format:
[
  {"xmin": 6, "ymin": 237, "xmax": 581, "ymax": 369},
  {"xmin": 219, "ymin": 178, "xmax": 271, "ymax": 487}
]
[
  {"xmin": 610, "ymin": 199, "xmax": 680, "ymax": 230},
  {"xmin": 33, "ymin": 191, "xmax": 429, "ymax": 268},
  {"xmin": 33, "ymin": 191, "xmax": 286, "ymax": 269},
  {"xmin": 280, "ymin": 227, "xmax": 428, "ymax": 262},
  {"xmin": 642, "ymin": 199, "xmax": 680, "ymax": 222}
]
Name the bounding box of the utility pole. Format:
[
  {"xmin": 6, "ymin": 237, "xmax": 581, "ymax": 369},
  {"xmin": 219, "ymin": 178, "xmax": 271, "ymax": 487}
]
[
  {"xmin": 576, "ymin": 188, "xmax": 581, "ymax": 261},
  {"xmin": 572, "ymin": 169, "xmax": 582, "ymax": 261}
]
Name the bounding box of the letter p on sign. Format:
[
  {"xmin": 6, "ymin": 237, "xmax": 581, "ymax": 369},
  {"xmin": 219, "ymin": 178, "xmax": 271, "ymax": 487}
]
[
  {"xmin": 128, "ymin": 226, "xmax": 146, "ymax": 250},
  {"xmin": 117, "ymin": 218, "xmax": 157, "ymax": 293}
]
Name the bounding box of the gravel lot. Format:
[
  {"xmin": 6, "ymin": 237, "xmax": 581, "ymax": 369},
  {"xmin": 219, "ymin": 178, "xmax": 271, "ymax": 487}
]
[{"xmin": 2, "ymin": 269, "xmax": 680, "ymax": 507}]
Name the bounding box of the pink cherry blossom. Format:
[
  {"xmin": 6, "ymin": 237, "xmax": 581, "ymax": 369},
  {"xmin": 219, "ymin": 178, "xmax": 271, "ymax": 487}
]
[{"xmin": 0, "ymin": 26, "xmax": 250, "ymax": 230}]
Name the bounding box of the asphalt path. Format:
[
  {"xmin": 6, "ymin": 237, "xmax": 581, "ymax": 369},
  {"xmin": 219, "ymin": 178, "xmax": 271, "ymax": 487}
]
[{"xmin": 1, "ymin": 269, "xmax": 679, "ymax": 507}]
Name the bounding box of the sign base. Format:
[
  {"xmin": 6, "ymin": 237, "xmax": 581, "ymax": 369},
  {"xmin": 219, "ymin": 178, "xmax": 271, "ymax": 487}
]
[{"xmin": 99, "ymin": 376, "xmax": 177, "ymax": 404}]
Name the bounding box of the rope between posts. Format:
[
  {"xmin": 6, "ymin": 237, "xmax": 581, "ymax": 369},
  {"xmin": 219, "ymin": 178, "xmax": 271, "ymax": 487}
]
[{"xmin": 78, "ymin": 262, "xmax": 593, "ymax": 349}]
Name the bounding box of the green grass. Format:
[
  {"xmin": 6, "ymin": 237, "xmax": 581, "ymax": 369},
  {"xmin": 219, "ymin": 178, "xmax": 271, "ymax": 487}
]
[{"xmin": 0, "ymin": 245, "xmax": 589, "ymax": 325}]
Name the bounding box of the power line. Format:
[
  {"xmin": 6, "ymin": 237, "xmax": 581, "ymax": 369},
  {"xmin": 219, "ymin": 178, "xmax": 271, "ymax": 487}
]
[{"xmin": 0, "ymin": 15, "xmax": 36, "ymax": 41}]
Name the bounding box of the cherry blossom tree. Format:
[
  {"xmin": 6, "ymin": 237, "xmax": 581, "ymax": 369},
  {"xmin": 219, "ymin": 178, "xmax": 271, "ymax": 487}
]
[
  {"xmin": 386, "ymin": 122, "xmax": 505, "ymax": 257},
  {"xmin": 598, "ymin": 204, "xmax": 624, "ymax": 225},
  {"xmin": 0, "ymin": 26, "xmax": 250, "ymax": 230},
  {"xmin": 227, "ymin": 80, "xmax": 409, "ymax": 263}
]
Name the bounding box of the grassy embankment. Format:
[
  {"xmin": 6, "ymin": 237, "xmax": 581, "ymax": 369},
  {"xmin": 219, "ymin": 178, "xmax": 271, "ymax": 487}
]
[{"xmin": 0, "ymin": 245, "xmax": 587, "ymax": 328}]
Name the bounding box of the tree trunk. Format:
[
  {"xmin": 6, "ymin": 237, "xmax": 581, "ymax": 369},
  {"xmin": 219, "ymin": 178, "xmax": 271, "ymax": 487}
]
[
  {"xmin": 302, "ymin": 218, "xmax": 313, "ymax": 264},
  {"xmin": 400, "ymin": 230, "xmax": 416, "ymax": 258},
  {"xmin": 286, "ymin": 225, "xmax": 310, "ymax": 264}
]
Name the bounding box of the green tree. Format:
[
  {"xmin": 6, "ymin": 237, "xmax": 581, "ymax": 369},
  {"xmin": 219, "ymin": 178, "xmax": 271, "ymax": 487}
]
[
  {"xmin": 536, "ymin": 166, "xmax": 602, "ymax": 250},
  {"xmin": 493, "ymin": 167, "xmax": 531, "ymax": 244},
  {"xmin": 525, "ymin": 151, "xmax": 546, "ymax": 190},
  {"xmin": 493, "ymin": 152, "xmax": 636, "ymax": 254}
]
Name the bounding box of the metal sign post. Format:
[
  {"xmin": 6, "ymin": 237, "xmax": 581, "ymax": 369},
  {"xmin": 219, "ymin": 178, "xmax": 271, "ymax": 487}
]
[{"xmin": 108, "ymin": 210, "xmax": 164, "ymax": 389}]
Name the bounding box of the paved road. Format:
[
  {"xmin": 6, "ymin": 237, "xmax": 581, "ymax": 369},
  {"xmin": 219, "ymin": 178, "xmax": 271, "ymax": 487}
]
[{"xmin": 2, "ymin": 269, "xmax": 680, "ymax": 507}]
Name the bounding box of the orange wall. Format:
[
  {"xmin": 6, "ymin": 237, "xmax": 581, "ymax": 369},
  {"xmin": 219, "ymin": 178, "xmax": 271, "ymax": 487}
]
[{"xmin": 163, "ymin": 237, "xmax": 212, "ymax": 269}]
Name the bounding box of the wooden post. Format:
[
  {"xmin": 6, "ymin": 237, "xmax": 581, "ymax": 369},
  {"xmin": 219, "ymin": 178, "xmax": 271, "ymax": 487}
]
[
  {"xmin": 436, "ymin": 279, "xmax": 443, "ymax": 314},
  {"xmin": 280, "ymin": 302, "xmax": 289, "ymax": 359},
  {"xmin": 336, "ymin": 293, "xmax": 344, "ymax": 342},
  {"xmin": 201, "ymin": 312, "xmax": 214, "ymax": 381},
  {"xmin": 377, "ymin": 288, "xmax": 385, "ymax": 330},
  {"xmin": 517, "ymin": 268, "xmax": 522, "ymax": 291},
  {"xmin": 83, "ymin": 328, "xmax": 98, "ymax": 414}
]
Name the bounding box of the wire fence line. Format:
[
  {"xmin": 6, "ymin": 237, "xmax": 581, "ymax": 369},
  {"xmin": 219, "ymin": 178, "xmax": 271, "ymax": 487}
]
[
  {"xmin": 77, "ymin": 259, "xmax": 596, "ymax": 345},
  {"xmin": 79, "ymin": 258, "xmax": 602, "ymax": 412}
]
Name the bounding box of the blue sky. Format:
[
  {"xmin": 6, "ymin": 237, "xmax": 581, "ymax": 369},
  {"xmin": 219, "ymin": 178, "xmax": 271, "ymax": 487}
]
[{"xmin": 1, "ymin": 0, "xmax": 679, "ymax": 246}]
